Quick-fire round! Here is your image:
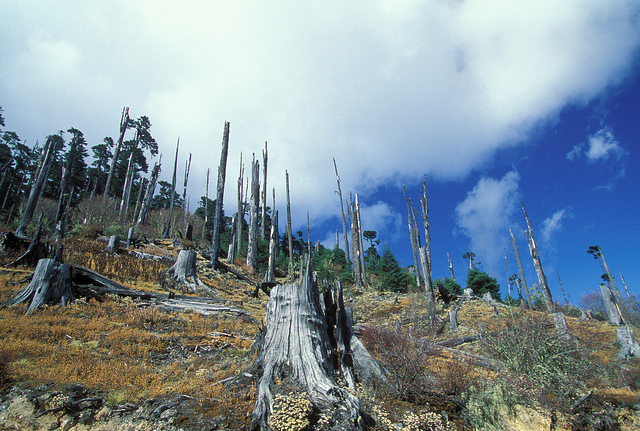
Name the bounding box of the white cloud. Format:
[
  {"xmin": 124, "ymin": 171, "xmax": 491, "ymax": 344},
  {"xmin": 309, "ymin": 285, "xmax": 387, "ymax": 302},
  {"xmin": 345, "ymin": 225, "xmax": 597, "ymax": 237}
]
[
  {"xmin": 454, "ymin": 170, "xmax": 521, "ymax": 276},
  {"xmin": 586, "ymin": 128, "xmax": 624, "ymax": 162},
  {"xmin": 540, "ymin": 207, "xmax": 572, "ymax": 245},
  {"xmin": 1, "ymin": 1, "xmax": 639, "ymax": 230}
]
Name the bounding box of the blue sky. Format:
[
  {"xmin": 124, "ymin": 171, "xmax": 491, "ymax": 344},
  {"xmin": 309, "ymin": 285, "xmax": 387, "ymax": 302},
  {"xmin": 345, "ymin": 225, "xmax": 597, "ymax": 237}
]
[{"xmin": 1, "ymin": 1, "xmax": 638, "ymax": 304}]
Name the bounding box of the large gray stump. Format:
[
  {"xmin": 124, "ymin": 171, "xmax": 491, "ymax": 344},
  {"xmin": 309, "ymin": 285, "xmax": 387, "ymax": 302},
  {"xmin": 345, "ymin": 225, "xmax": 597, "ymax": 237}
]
[
  {"xmin": 166, "ymin": 249, "xmax": 204, "ymax": 292},
  {"xmin": 250, "ymin": 263, "xmax": 384, "ymax": 430},
  {"xmin": 9, "ymin": 258, "xmax": 73, "ymax": 314}
]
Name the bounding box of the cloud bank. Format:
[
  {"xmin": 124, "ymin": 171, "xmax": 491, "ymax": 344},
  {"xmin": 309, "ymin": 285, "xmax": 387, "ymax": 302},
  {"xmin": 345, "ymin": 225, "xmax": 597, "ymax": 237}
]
[{"xmin": 1, "ymin": 0, "xmax": 639, "ymax": 229}]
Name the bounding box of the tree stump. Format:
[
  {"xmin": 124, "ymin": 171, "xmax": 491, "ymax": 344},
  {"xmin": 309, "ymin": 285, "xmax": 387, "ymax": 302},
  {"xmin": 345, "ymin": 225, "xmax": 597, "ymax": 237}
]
[
  {"xmin": 616, "ymin": 326, "xmax": 640, "ymax": 359},
  {"xmin": 552, "ymin": 312, "xmax": 572, "ymax": 340},
  {"xmin": 8, "ymin": 259, "xmax": 73, "ymax": 314},
  {"xmin": 105, "ymin": 236, "xmax": 120, "ymax": 254},
  {"xmin": 250, "ymin": 263, "xmax": 384, "ymax": 430},
  {"xmin": 600, "ymin": 283, "xmax": 623, "ymax": 326},
  {"xmin": 449, "ymin": 310, "xmax": 458, "ymax": 333},
  {"xmin": 166, "ymin": 249, "xmax": 205, "ymax": 292}
]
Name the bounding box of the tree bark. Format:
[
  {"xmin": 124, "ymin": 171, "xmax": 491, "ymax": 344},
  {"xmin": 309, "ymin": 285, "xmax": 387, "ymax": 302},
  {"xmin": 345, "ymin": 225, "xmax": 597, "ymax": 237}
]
[
  {"xmin": 235, "ymin": 153, "xmax": 244, "ymax": 261},
  {"xmin": 167, "ymin": 249, "xmax": 205, "ymax": 292},
  {"xmin": 350, "ymin": 199, "xmax": 362, "ymax": 289},
  {"xmin": 104, "ymin": 107, "xmax": 129, "ymax": 197},
  {"xmin": 211, "ymin": 122, "xmax": 230, "ymax": 268},
  {"xmin": 598, "ymin": 247, "xmax": 623, "ymax": 302},
  {"xmin": 510, "ymin": 228, "xmax": 533, "ymax": 309},
  {"xmin": 286, "ymin": 170, "xmax": 294, "ymax": 282},
  {"xmin": 16, "ymin": 136, "xmax": 57, "ymax": 238},
  {"xmin": 246, "ymin": 155, "xmax": 260, "ymax": 274},
  {"xmin": 600, "ymin": 283, "xmax": 623, "ymax": 326},
  {"xmin": 9, "ymin": 259, "xmax": 73, "ymax": 314},
  {"xmin": 106, "ymin": 235, "xmax": 120, "ymax": 253},
  {"xmin": 119, "ymin": 152, "xmax": 135, "ymax": 218},
  {"xmin": 523, "ymin": 203, "xmax": 554, "ymax": 313},
  {"xmin": 263, "ymin": 210, "xmax": 278, "ymax": 284},
  {"xmin": 163, "ymin": 138, "xmax": 180, "ymax": 238},
  {"xmin": 403, "ymin": 187, "xmax": 420, "ymax": 287},
  {"xmin": 448, "ymin": 252, "xmax": 455, "ymax": 283},
  {"xmin": 261, "ymin": 142, "xmax": 268, "ymax": 240},
  {"xmin": 355, "ymin": 194, "xmax": 367, "ymax": 286},
  {"xmin": 419, "ymin": 178, "xmax": 434, "ymax": 307},
  {"xmin": 250, "ymin": 263, "xmax": 383, "ymax": 430},
  {"xmin": 182, "ymin": 152, "xmax": 192, "ymax": 226},
  {"xmin": 616, "ymin": 326, "xmax": 640, "ymax": 359},
  {"xmin": 333, "ymin": 158, "xmax": 350, "ymax": 264},
  {"xmin": 419, "ymin": 247, "xmax": 437, "ymax": 325},
  {"xmin": 136, "ymin": 162, "xmax": 161, "ymax": 226}
]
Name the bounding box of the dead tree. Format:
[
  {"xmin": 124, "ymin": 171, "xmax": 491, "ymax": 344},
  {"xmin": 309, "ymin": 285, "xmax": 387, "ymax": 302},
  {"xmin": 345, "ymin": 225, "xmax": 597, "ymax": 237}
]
[
  {"xmin": 557, "ymin": 272, "xmax": 569, "ymax": 305},
  {"xmin": 600, "ymin": 282, "xmax": 623, "ymax": 326},
  {"xmin": 163, "ymin": 138, "xmax": 180, "ymax": 238},
  {"xmin": 136, "ymin": 162, "xmax": 161, "ymax": 226},
  {"xmin": 448, "ymin": 253, "xmax": 456, "ymax": 282},
  {"xmin": 620, "ymin": 272, "xmax": 632, "ymax": 304},
  {"xmin": 419, "ymin": 178, "xmax": 437, "ymax": 324},
  {"xmin": 132, "ymin": 177, "xmax": 146, "ymax": 224},
  {"xmin": 588, "ymin": 245, "xmax": 623, "ymax": 301},
  {"xmin": 355, "ymin": 194, "xmax": 367, "ymax": 286},
  {"xmin": 333, "ymin": 158, "xmax": 350, "ymax": 264},
  {"xmin": 104, "ymin": 107, "xmax": 130, "ymax": 196},
  {"xmin": 182, "ymin": 152, "xmax": 192, "ymax": 226},
  {"xmin": 263, "ymin": 210, "xmax": 278, "ymax": 284},
  {"xmin": 8, "ymin": 259, "xmax": 73, "ymax": 314},
  {"xmin": 233, "ymin": 153, "xmax": 245, "ymax": 262},
  {"xmin": 119, "ymin": 153, "xmax": 135, "ymax": 218},
  {"xmin": 211, "ymin": 122, "xmax": 230, "ymax": 269},
  {"xmin": 285, "ymin": 170, "xmax": 294, "ymax": 281},
  {"xmin": 349, "ymin": 198, "xmax": 362, "ymax": 289},
  {"xmin": 261, "ymin": 142, "xmax": 268, "ymax": 239},
  {"xmin": 403, "ymin": 187, "xmax": 420, "ymax": 287},
  {"xmin": 510, "ymin": 228, "xmax": 533, "ymax": 309},
  {"xmin": 246, "ymin": 155, "xmax": 260, "ymax": 274},
  {"xmin": 16, "ymin": 134, "xmax": 60, "ymax": 238},
  {"xmin": 250, "ymin": 263, "xmax": 385, "ymax": 430},
  {"xmin": 504, "ymin": 248, "xmax": 511, "ymax": 298},
  {"xmin": 523, "ymin": 203, "xmax": 554, "ymax": 312},
  {"xmin": 167, "ymin": 249, "xmax": 205, "ymax": 292}
]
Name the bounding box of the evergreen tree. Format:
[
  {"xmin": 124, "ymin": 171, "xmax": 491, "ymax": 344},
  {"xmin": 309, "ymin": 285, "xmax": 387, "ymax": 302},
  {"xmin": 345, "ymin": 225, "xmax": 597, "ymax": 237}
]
[
  {"xmin": 466, "ymin": 269, "xmax": 501, "ymax": 301},
  {"xmin": 376, "ymin": 244, "xmax": 409, "ymax": 293}
]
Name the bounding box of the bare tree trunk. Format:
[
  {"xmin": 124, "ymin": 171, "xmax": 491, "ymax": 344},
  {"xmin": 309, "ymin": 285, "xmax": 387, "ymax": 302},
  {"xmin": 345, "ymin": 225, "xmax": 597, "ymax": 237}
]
[
  {"xmin": 598, "ymin": 247, "xmax": 623, "ymax": 301},
  {"xmin": 211, "ymin": 122, "xmax": 230, "ymax": 268},
  {"xmin": 204, "ymin": 168, "xmax": 210, "ymax": 226},
  {"xmin": 504, "ymin": 248, "xmax": 511, "ymax": 298},
  {"xmin": 600, "ymin": 283, "xmax": 623, "ymax": 326},
  {"xmin": 333, "ymin": 158, "xmax": 350, "ymax": 264},
  {"xmin": 119, "ymin": 153, "xmax": 135, "ymax": 218},
  {"xmin": 163, "ymin": 138, "xmax": 180, "ymax": 238},
  {"xmin": 182, "ymin": 152, "xmax": 192, "ymax": 226},
  {"xmin": 16, "ymin": 137, "xmax": 57, "ymax": 238},
  {"xmin": 263, "ymin": 210, "xmax": 278, "ymax": 284},
  {"xmin": 419, "ymin": 178, "xmax": 436, "ymax": 320},
  {"xmin": 55, "ymin": 135, "xmax": 79, "ymax": 228},
  {"xmin": 286, "ymin": 170, "xmax": 294, "ymax": 282},
  {"xmin": 403, "ymin": 187, "xmax": 420, "ymax": 287},
  {"xmin": 250, "ymin": 263, "xmax": 384, "ymax": 430},
  {"xmin": 132, "ymin": 178, "xmax": 146, "ymax": 225},
  {"xmin": 261, "ymin": 142, "xmax": 268, "ymax": 239},
  {"xmin": 167, "ymin": 249, "xmax": 205, "ymax": 292},
  {"xmin": 620, "ymin": 272, "xmax": 632, "ymax": 304},
  {"xmin": 419, "ymin": 247, "xmax": 437, "ymax": 325},
  {"xmin": 227, "ymin": 215, "xmax": 236, "ymax": 263},
  {"xmin": 447, "ymin": 253, "xmax": 455, "ymax": 283},
  {"xmin": 104, "ymin": 107, "xmax": 129, "ymax": 197},
  {"xmin": 510, "ymin": 228, "xmax": 532, "ymax": 309},
  {"xmin": 136, "ymin": 162, "xmax": 161, "ymax": 226},
  {"xmin": 350, "ymin": 199, "xmax": 362, "ymax": 289},
  {"xmin": 235, "ymin": 153, "xmax": 244, "ymax": 259},
  {"xmin": 355, "ymin": 194, "xmax": 367, "ymax": 286},
  {"xmin": 307, "ymin": 211, "xmax": 311, "ymax": 256},
  {"xmin": 522, "ymin": 203, "xmax": 554, "ymax": 312},
  {"xmin": 557, "ymin": 272, "xmax": 569, "ymax": 305},
  {"xmin": 246, "ymin": 155, "xmax": 260, "ymax": 274}
]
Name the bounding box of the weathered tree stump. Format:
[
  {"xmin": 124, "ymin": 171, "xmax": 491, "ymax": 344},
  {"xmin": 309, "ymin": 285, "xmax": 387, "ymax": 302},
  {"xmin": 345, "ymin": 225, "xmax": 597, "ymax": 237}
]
[
  {"xmin": 600, "ymin": 283, "xmax": 623, "ymax": 326},
  {"xmin": 105, "ymin": 235, "xmax": 120, "ymax": 254},
  {"xmin": 166, "ymin": 249, "xmax": 205, "ymax": 292},
  {"xmin": 616, "ymin": 326, "xmax": 640, "ymax": 359},
  {"xmin": 250, "ymin": 264, "xmax": 384, "ymax": 430},
  {"xmin": 8, "ymin": 259, "xmax": 73, "ymax": 314},
  {"xmin": 449, "ymin": 310, "xmax": 458, "ymax": 332},
  {"xmin": 552, "ymin": 312, "xmax": 572, "ymax": 340}
]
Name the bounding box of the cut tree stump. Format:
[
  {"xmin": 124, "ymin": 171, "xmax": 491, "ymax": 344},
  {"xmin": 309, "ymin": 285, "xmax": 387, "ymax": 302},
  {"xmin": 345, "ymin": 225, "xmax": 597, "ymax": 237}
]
[
  {"xmin": 249, "ymin": 263, "xmax": 384, "ymax": 430},
  {"xmin": 166, "ymin": 249, "xmax": 206, "ymax": 292},
  {"xmin": 8, "ymin": 258, "xmax": 73, "ymax": 314}
]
